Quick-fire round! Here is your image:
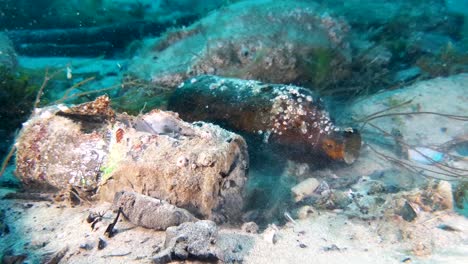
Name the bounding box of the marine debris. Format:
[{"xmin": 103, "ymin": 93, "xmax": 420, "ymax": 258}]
[
  {"xmin": 1, "ymin": 1, "xmax": 467, "ymax": 262},
  {"xmin": 14, "ymin": 95, "xmax": 249, "ymax": 223},
  {"xmin": 169, "ymin": 75, "xmax": 361, "ymax": 165},
  {"xmin": 112, "ymin": 191, "xmax": 196, "ymax": 231}
]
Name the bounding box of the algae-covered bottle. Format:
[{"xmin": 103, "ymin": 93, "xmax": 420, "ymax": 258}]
[{"xmin": 169, "ymin": 75, "xmax": 361, "ymax": 165}]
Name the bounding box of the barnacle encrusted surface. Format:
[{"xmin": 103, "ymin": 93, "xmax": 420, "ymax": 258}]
[
  {"xmin": 169, "ymin": 75, "xmax": 361, "ymax": 164},
  {"xmin": 15, "ymin": 97, "xmax": 249, "ymax": 222}
]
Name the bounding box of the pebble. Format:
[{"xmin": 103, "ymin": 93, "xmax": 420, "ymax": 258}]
[
  {"xmin": 323, "ymin": 244, "xmax": 344, "ymax": 252},
  {"xmin": 22, "ymin": 203, "xmax": 34, "ymax": 209},
  {"xmin": 98, "ymin": 238, "xmax": 106, "ymax": 250},
  {"xmin": 79, "ymin": 243, "xmax": 93, "ymax": 250},
  {"xmin": 297, "ymin": 206, "xmax": 315, "ymax": 219},
  {"xmin": 291, "ymin": 178, "xmax": 320, "ymax": 202},
  {"xmin": 241, "ymin": 222, "xmax": 259, "ymax": 234},
  {"xmin": 263, "ymin": 224, "xmax": 279, "ymax": 244}
]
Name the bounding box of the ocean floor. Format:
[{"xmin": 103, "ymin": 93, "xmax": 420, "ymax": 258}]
[
  {"xmin": 1, "ymin": 71, "xmax": 467, "ymax": 263},
  {"xmin": 1, "ymin": 186, "xmax": 467, "ymax": 264}
]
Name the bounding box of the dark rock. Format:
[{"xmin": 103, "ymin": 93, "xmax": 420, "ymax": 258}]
[
  {"xmin": 98, "ymin": 238, "xmax": 106, "ymax": 250},
  {"xmin": 79, "ymin": 243, "xmax": 93, "ymax": 250},
  {"xmin": 399, "ymin": 201, "xmax": 417, "ymax": 222},
  {"xmin": 113, "ymin": 191, "xmax": 197, "ymax": 231},
  {"xmin": 29, "ymin": 240, "xmax": 48, "ymax": 250}
]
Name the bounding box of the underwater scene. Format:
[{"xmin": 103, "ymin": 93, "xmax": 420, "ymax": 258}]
[{"xmin": 0, "ymin": 0, "xmax": 467, "ymax": 263}]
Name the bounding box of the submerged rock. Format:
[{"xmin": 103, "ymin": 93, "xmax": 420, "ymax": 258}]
[
  {"xmin": 16, "ymin": 96, "xmax": 114, "ymax": 191},
  {"xmin": 129, "ymin": 0, "xmax": 352, "ymax": 91},
  {"xmin": 153, "ymin": 220, "xmax": 219, "ymax": 263},
  {"xmin": 113, "ymin": 191, "xmax": 197, "ymax": 230},
  {"xmin": 15, "ymin": 96, "xmax": 249, "ymax": 222}
]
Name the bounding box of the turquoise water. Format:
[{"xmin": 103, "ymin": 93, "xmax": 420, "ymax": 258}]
[{"xmin": 0, "ymin": 1, "xmax": 467, "ymax": 263}]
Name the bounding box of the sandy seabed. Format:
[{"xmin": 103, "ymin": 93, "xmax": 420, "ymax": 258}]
[{"xmin": 1, "ymin": 187, "xmax": 467, "ymax": 264}]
